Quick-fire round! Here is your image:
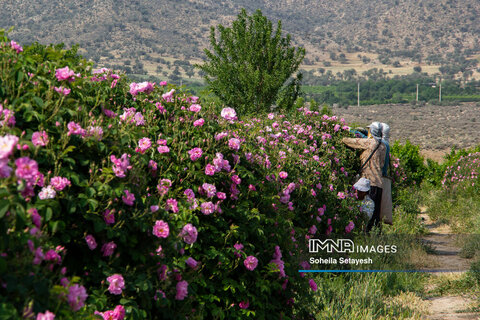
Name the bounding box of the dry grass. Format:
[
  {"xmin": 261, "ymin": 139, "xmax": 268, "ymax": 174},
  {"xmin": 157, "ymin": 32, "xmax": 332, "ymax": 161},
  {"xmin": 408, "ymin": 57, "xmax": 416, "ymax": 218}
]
[{"xmin": 383, "ymin": 292, "xmax": 429, "ymax": 320}]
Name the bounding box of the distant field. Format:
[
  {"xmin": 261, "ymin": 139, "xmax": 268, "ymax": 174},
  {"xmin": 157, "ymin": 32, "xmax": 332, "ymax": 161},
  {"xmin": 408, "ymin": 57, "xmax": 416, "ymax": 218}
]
[{"xmin": 331, "ymin": 102, "xmax": 480, "ymax": 152}]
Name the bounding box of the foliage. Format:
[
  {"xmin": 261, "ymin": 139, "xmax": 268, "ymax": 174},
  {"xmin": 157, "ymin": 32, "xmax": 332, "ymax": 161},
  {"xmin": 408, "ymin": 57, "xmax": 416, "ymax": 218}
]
[
  {"xmin": 0, "ymin": 32, "xmax": 366, "ymax": 319},
  {"xmin": 196, "ymin": 8, "xmax": 305, "ymax": 116},
  {"xmin": 390, "ymin": 140, "xmax": 427, "ymax": 186}
]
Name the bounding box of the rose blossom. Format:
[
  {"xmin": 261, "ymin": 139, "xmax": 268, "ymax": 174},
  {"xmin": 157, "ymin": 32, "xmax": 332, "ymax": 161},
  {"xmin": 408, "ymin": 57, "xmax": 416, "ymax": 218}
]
[
  {"xmin": 0, "ymin": 159, "xmax": 12, "ymax": 178},
  {"xmin": 67, "ymin": 122, "xmax": 85, "ymax": 136},
  {"xmin": 10, "ymin": 40, "xmax": 23, "ymax": 53},
  {"xmin": 50, "ymin": 176, "xmax": 71, "ymax": 191},
  {"xmin": 55, "ymin": 66, "xmax": 77, "ymax": 82},
  {"xmin": 67, "ymin": 284, "xmax": 88, "ymax": 311},
  {"xmin": 94, "ymin": 305, "xmax": 125, "ymax": 320},
  {"xmin": 244, "ymin": 256, "xmax": 258, "ymax": 271},
  {"xmin": 185, "ymin": 257, "xmax": 198, "ymax": 269},
  {"xmin": 202, "ymin": 183, "xmax": 216, "ymax": 198},
  {"xmin": 38, "ymin": 186, "xmax": 56, "ymax": 200},
  {"xmin": 189, "ymin": 104, "xmax": 201, "ymax": 112},
  {"xmin": 54, "ymin": 86, "xmax": 71, "ymax": 95},
  {"xmin": 157, "ymin": 145, "xmax": 170, "ymax": 153},
  {"xmin": 175, "ymin": 280, "xmax": 188, "ymax": 300},
  {"xmin": 205, "ymin": 163, "xmax": 215, "ymax": 176},
  {"xmin": 102, "ymin": 241, "xmax": 117, "ymax": 257},
  {"xmin": 153, "ymin": 220, "xmax": 169, "ymax": 238},
  {"xmin": 188, "ymin": 147, "xmax": 203, "ymax": 161},
  {"xmin": 165, "ymin": 198, "xmax": 179, "ymax": 213},
  {"xmin": 111, "ymin": 153, "xmax": 132, "ymax": 178},
  {"xmin": 107, "ymin": 274, "xmax": 125, "ymax": 295},
  {"xmin": 221, "ymin": 107, "xmax": 237, "ymax": 121},
  {"xmin": 345, "ymin": 221, "xmax": 355, "ymax": 234},
  {"xmin": 15, "ymin": 157, "xmax": 38, "ymax": 181},
  {"xmin": 85, "ymin": 235, "xmax": 97, "ymax": 250},
  {"xmin": 136, "ymin": 137, "xmax": 151, "ymax": 153},
  {"xmin": 200, "ymin": 202, "xmax": 215, "ymax": 215},
  {"xmin": 193, "ymin": 118, "xmax": 204, "ymax": 127},
  {"xmin": 0, "ymin": 134, "xmax": 18, "ymax": 159},
  {"xmin": 32, "ymin": 131, "xmax": 49, "ymax": 147},
  {"xmin": 228, "ymin": 138, "xmax": 241, "ymax": 151},
  {"xmin": 180, "ymin": 223, "xmax": 198, "ymax": 244},
  {"xmin": 129, "ymin": 82, "xmax": 154, "ymax": 96},
  {"xmin": 103, "ymin": 210, "xmax": 115, "ymax": 225},
  {"xmin": 36, "ymin": 310, "xmax": 55, "ymax": 320},
  {"xmin": 122, "ymin": 189, "xmax": 135, "ymax": 206},
  {"xmin": 309, "ymin": 279, "xmax": 318, "ymax": 291}
]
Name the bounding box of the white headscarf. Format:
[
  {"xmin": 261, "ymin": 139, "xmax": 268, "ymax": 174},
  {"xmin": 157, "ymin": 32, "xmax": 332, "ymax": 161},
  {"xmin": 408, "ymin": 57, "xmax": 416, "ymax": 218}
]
[
  {"xmin": 381, "ymin": 123, "xmax": 390, "ymax": 142},
  {"xmin": 354, "ymin": 177, "xmax": 371, "ymax": 192},
  {"xmin": 367, "ymin": 122, "xmax": 383, "ymax": 140}
]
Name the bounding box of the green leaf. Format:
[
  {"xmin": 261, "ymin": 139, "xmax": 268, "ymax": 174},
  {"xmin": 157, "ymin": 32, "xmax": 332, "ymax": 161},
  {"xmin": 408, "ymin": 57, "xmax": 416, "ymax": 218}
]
[
  {"xmin": 16, "ymin": 71, "xmax": 24, "ymax": 83},
  {"xmin": 45, "ymin": 207, "xmax": 53, "ymax": 221},
  {"xmin": 32, "ymin": 96, "xmax": 44, "ymax": 108},
  {"xmin": 87, "ymin": 198, "xmax": 99, "ymax": 211},
  {"xmin": 94, "ymin": 220, "xmax": 105, "ymax": 232},
  {"xmin": 0, "ymin": 200, "xmax": 9, "ymax": 219},
  {"xmin": 50, "ymin": 220, "xmax": 65, "ymax": 233}
]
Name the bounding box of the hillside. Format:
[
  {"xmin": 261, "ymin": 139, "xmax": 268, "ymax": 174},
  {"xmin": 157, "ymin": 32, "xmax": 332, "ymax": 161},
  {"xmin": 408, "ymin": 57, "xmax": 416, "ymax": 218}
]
[{"xmin": 1, "ymin": 0, "xmax": 479, "ymax": 80}]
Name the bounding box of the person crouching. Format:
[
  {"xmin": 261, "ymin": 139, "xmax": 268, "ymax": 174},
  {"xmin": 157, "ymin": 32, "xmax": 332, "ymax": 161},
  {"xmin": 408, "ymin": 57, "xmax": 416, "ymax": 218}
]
[{"xmin": 353, "ymin": 177, "xmax": 375, "ymax": 228}]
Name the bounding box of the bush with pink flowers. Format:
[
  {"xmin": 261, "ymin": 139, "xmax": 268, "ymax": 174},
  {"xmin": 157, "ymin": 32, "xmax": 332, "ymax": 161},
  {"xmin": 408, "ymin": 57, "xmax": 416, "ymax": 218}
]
[{"xmin": 0, "ymin": 31, "xmax": 369, "ymax": 319}]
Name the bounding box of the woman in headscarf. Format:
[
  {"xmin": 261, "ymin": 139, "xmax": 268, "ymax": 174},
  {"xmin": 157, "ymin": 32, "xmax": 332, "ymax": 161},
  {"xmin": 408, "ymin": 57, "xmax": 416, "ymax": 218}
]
[
  {"xmin": 380, "ymin": 123, "xmax": 393, "ymax": 225},
  {"xmin": 380, "ymin": 123, "xmax": 390, "ymax": 177},
  {"xmin": 342, "ymin": 121, "xmax": 386, "ymax": 232}
]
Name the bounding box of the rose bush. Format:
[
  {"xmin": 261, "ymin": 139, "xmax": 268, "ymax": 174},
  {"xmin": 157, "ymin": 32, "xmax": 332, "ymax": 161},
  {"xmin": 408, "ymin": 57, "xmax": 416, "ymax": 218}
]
[
  {"xmin": 0, "ymin": 31, "xmax": 378, "ymax": 319},
  {"xmin": 442, "ymin": 152, "xmax": 480, "ymax": 191}
]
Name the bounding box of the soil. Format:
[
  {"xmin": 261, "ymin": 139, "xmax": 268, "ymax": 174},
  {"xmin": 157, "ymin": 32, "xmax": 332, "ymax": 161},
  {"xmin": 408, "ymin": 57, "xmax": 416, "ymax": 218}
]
[{"xmin": 419, "ymin": 207, "xmax": 479, "ymax": 319}]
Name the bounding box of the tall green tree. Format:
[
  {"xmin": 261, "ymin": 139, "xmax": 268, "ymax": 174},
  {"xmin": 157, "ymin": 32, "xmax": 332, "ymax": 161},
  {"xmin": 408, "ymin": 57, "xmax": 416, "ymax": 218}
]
[{"xmin": 196, "ymin": 8, "xmax": 305, "ymax": 115}]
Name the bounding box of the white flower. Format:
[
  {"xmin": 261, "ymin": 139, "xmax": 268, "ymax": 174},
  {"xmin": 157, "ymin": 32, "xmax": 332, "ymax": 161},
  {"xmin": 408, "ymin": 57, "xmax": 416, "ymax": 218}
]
[
  {"xmin": 220, "ymin": 107, "xmax": 237, "ymax": 121},
  {"xmin": 39, "ymin": 185, "xmax": 56, "ymax": 200}
]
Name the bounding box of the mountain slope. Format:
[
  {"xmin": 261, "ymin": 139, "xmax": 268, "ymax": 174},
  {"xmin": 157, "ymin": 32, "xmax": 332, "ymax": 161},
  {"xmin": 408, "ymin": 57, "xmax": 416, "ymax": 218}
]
[{"xmin": 1, "ymin": 0, "xmax": 478, "ymax": 74}]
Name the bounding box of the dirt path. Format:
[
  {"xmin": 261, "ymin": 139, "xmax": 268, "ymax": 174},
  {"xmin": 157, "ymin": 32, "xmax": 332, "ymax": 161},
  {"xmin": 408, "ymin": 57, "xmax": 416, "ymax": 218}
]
[{"xmin": 420, "ymin": 207, "xmax": 479, "ymax": 320}]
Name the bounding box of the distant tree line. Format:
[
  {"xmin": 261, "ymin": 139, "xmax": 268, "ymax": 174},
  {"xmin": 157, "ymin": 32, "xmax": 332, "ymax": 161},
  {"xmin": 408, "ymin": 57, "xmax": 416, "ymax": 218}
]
[{"xmin": 304, "ymin": 77, "xmax": 480, "ymax": 106}]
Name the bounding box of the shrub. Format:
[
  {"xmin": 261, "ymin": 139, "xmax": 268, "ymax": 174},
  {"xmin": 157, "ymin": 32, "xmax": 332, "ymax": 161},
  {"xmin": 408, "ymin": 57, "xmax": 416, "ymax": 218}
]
[
  {"xmin": 390, "ymin": 140, "xmax": 427, "ymax": 186},
  {"xmin": 0, "ymin": 32, "xmax": 363, "ymax": 319}
]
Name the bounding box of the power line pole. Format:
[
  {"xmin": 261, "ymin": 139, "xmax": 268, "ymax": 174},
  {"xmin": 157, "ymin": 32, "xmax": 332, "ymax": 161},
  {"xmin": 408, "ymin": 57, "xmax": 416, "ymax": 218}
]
[
  {"xmin": 439, "ymin": 83, "xmax": 442, "ymax": 102},
  {"xmin": 357, "ymin": 82, "xmax": 360, "ymax": 107},
  {"xmin": 416, "ymin": 83, "xmax": 419, "ymax": 102}
]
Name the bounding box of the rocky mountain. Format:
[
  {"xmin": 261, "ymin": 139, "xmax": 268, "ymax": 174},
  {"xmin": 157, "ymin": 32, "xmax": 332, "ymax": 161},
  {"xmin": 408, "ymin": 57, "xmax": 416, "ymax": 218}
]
[{"xmin": 1, "ymin": 0, "xmax": 479, "ymax": 77}]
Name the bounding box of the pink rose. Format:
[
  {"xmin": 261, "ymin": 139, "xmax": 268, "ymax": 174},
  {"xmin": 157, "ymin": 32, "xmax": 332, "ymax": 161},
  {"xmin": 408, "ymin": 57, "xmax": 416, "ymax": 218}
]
[
  {"xmin": 107, "ymin": 274, "xmax": 125, "ymax": 295},
  {"xmin": 153, "ymin": 220, "xmax": 169, "ymax": 238},
  {"xmin": 188, "ymin": 148, "xmax": 203, "ymax": 161},
  {"xmin": 175, "ymin": 280, "xmax": 188, "ymax": 300},
  {"xmin": 0, "ymin": 134, "xmax": 18, "ymax": 159},
  {"xmin": 55, "ymin": 66, "xmax": 76, "ymax": 82},
  {"xmin": 85, "ymin": 235, "xmax": 97, "ymax": 250},
  {"xmin": 67, "ymin": 284, "xmax": 88, "ymax": 311},
  {"xmin": 32, "ymin": 131, "xmax": 49, "ymax": 147},
  {"xmin": 193, "ymin": 118, "xmax": 204, "ymax": 127},
  {"xmin": 309, "ymin": 279, "xmax": 317, "ymax": 291},
  {"xmin": 244, "ymin": 256, "xmax": 258, "ymax": 271},
  {"xmin": 180, "ymin": 223, "xmax": 198, "ymax": 244}
]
